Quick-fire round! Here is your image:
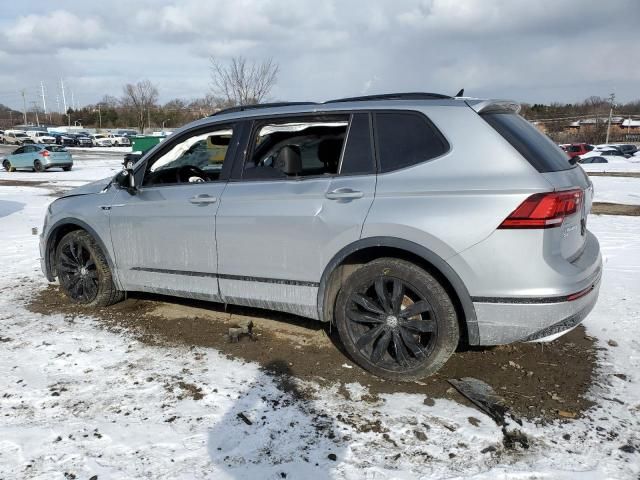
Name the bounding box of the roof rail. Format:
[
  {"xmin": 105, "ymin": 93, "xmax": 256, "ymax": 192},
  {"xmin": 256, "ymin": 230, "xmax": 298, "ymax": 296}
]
[
  {"xmin": 210, "ymin": 101, "xmax": 318, "ymax": 117},
  {"xmin": 325, "ymin": 92, "xmax": 451, "ymax": 103}
]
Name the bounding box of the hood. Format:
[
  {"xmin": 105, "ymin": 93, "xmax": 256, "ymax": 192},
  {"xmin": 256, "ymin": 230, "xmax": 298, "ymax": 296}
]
[{"xmin": 59, "ymin": 176, "xmax": 114, "ymax": 198}]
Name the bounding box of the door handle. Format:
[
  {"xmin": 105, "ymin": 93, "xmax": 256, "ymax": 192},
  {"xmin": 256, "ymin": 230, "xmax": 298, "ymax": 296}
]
[
  {"xmin": 325, "ymin": 188, "xmax": 364, "ymax": 200},
  {"xmin": 189, "ymin": 194, "xmax": 218, "ymax": 205}
]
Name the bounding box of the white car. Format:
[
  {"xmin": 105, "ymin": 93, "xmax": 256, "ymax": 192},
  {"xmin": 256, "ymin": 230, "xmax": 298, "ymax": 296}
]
[
  {"xmin": 90, "ymin": 133, "xmax": 131, "ymax": 147},
  {"xmin": 27, "ymin": 131, "xmax": 57, "ymax": 144}
]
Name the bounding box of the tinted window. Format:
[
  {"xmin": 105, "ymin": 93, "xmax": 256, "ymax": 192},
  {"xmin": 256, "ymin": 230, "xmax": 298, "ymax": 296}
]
[
  {"xmin": 45, "ymin": 145, "xmax": 66, "ymax": 152},
  {"xmin": 375, "ymin": 112, "xmax": 448, "ymax": 173},
  {"xmin": 340, "ymin": 113, "xmax": 374, "ymax": 175},
  {"xmin": 244, "ymin": 116, "xmax": 348, "ymax": 179},
  {"xmin": 482, "ymin": 112, "xmax": 572, "ymax": 172}
]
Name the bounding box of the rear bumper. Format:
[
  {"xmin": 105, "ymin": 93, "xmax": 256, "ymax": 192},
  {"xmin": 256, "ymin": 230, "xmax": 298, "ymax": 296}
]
[
  {"xmin": 473, "ymin": 267, "xmax": 601, "ymax": 345},
  {"xmin": 43, "ymin": 161, "xmax": 73, "ymax": 168}
]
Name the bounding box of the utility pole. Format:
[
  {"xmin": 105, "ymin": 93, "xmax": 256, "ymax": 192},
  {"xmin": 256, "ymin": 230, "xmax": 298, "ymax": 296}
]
[
  {"xmin": 31, "ymin": 102, "xmax": 40, "ymax": 126},
  {"xmin": 21, "ymin": 89, "xmax": 27, "ymax": 124},
  {"xmin": 605, "ymin": 93, "xmax": 615, "ymax": 144},
  {"xmin": 40, "ymin": 81, "xmax": 47, "ymax": 115},
  {"xmin": 61, "ymin": 78, "xmax": 69, "ymax": 127}
]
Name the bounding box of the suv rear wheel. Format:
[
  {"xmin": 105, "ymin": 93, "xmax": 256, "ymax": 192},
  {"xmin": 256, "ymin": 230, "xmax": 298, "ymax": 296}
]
[
  {"xmin": 55, "ymin": 230, "xmax": 124, "ymax": 307},
  {"xmin": 335, "ymin": 258, "xmax": 459, "ymax": 381}
]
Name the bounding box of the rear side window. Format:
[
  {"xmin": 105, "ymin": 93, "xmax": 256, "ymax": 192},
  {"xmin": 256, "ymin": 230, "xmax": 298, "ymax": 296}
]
[
  {"xmin": 375, "ymin": 112, "xmax": 448, "ymax": 173},
  {"xmin": 45, "ymin": 145, "xmax": 66, "ymax": 152},
  {"xmin": 482, "ymin": 112, "xmax": 572, "ymax": 172},
  {"xmin": 340, "ymin": 113, "xmax": 374, "ymax": 175}
]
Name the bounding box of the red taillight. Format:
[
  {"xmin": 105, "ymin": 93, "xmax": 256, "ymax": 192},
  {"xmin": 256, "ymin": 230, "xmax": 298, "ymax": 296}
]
[
  {"xmin": 499, "ymin": 189, "xmax": 583, "ymax": 229},
  {"xmin": 40, "ymin": 150, "xmax": 50, "ymax": 157}
]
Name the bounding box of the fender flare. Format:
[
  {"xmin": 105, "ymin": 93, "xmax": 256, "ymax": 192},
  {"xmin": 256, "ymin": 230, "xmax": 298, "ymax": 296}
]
[
  {"xmin": 317, "ymin": 236, "xmax": 480, "ymax": 345},
  {"xmin": 44, "ymin": 218, "xmax": 121, "ymax": 289}
]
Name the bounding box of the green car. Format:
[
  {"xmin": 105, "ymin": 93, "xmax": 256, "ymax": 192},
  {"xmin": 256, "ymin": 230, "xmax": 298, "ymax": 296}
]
[{"xmin": 2, "ymin": 144, "xmax": 73, "ymax": 172}]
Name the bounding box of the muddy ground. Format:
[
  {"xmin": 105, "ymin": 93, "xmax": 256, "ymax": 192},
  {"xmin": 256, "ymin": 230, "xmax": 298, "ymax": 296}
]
[{"xmin": 28, "ymin": 285, "xmax": 600, "ymax": 423}]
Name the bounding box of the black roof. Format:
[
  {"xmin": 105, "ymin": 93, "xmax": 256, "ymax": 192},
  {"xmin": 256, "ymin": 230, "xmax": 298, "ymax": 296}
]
[{"xmin": 210, "ymin": 92, "xmax": 452, "ymax": 117}]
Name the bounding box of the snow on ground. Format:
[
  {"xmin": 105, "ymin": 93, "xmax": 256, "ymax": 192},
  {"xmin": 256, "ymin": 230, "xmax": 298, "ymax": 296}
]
[
  {"xmin": 0, "ymin": 153, "xmax": 123, "ymax": 187},
  {"xmin": 591, "ymin": 176, "xmax": 640, "ymax": 205},
  {"xmin": 0, "ymin": 162, "xmax": 639, "ymax": 478}
]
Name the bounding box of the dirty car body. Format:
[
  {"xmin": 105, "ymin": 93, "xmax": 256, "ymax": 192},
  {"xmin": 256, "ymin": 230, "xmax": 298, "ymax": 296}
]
[{"xmin": 40, "ymin": 93, "xmax": 602, "ymax": 380}]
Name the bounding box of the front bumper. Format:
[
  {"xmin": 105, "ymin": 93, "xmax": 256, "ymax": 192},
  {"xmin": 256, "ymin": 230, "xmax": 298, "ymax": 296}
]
[{"xmin": 473, "ymin": 268, "xmax": 601, "ymax": 345}]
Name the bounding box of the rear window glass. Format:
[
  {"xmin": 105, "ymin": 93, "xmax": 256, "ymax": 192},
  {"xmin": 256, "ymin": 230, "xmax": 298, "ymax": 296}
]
[
  {"xmin": 45, "ymin": 145, "xmax": 66, "ymax": 152},
  {"xmin": 482, "ymin": 112, "xmax": 572, "ymax": 172},
  {"xmin": 375, "ymin": 112, "xmax": 449, "ymax": 173}
]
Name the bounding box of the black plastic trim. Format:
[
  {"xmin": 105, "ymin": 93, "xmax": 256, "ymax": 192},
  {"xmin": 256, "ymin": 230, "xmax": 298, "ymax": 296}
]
[
  {"xmin": 44, "ymin": 218, "xmax": 120, "ymax": 288},
  {"xmin": 131, "ymin": 267, "xmax": 319, "ymax": 287},
  {"xmin": 317, "ymin": 237, "xmax": 479, "ymax": 344}
]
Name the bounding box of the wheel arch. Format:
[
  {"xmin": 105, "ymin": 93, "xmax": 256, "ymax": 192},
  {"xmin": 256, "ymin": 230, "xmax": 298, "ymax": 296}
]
[
  {"xmin": 317, "ymin": 237, "xmax": 479, "ymax": 345},
  {"xmin": 44, "ymin": 218, "xmax": 119, "ymax": 288}
]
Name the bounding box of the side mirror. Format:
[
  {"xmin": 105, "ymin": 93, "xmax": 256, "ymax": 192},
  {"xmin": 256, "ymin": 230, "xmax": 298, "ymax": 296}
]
[{"xmin": 117, "ymin": 162, "xmax": 137, "ymax": 195}]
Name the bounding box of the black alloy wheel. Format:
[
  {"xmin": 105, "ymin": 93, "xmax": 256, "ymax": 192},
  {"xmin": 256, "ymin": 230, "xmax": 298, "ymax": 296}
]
[{"xmin": 335, "ymin": 258, "xmax": 459, "ymax": 381}]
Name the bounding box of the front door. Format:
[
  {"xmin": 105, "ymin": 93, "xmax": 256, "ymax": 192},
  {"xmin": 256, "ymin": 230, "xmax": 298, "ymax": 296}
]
[
  {"xmin": 109, "ymin": 123, "xmax": 239, "ymax": 300},
  {"xmin": 216, "ymin": 112, "xmax": 376, "ymax": 318}
]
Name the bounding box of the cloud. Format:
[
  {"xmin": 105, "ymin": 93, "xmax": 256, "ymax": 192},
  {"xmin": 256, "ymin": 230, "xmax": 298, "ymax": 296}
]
[
  {"xmin": 1, "ymin": 10, "xmax": 107, "ymax": 53},
  {"xmin": 0, "ymin": 0, "xmax": 639, "ymax": 112}
]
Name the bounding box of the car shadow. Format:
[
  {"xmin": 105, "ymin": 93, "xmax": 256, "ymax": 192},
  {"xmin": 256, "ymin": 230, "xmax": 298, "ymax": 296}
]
[
  {"xmin": 205, "ymin": 359, "xmax": 345, "ymax": 478},
  {"xmin": 0, "ymin": 200, "xmax": 25, "ymax": 218}
]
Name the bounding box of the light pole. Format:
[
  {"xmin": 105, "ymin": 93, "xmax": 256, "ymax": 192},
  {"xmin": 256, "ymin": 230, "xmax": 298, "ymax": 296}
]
[
  {"xmin": 605, "ymin": 93, "xmax": 615, "ymax": 144},
  {"xmin": 94, "ymin": 104, "xmax": 102, "ymax": 130}
]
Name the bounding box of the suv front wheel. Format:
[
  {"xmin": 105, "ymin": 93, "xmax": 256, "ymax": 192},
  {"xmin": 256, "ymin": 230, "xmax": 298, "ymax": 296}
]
[
  {"xmin": 55, "ymin": 230, "xmax": 124, "ymax": 307},
  {"xmin": 335, "ymin": 258, "xmax": 459, "ymax": 381}
]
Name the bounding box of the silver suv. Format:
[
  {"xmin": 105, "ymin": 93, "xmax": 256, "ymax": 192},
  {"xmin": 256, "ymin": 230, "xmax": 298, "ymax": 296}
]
[{"xmin": 40, "ymin": 93, "xmax": 602, "ymax": 380}]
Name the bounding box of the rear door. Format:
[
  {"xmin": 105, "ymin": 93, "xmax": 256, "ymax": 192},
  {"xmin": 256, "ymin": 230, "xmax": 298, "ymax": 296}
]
[
  {"xmin": 108, "ymin": 122, "xmax": 240, "ymax": 299},
  {"xmin": 215, "ymin": 112, "xmax": 376, "ymax": 318}
]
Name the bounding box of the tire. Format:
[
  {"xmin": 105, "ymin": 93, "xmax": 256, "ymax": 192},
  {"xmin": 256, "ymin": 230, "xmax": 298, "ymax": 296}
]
[
  {"xmin": 335, "ymin": 258, "xmax": 459, "ymax": 381},
  {"xmin": 55, "ymin": 230, "xmax": 124, "ymax": 307},
  {"xmin": 63, "ymin": 166, "xmax": 72, "ymax": 171},
  {"xmin": 2, "ymin": 160, "xmax": 11, "ymax": 172},
  {"xmin": 33, "ymin": 160, "xmax": 44, "ymax": 172}
]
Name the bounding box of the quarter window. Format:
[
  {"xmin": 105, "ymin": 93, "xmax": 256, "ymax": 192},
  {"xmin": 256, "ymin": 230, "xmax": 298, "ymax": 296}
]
[{"xmin": 375, "ymin": 112, "xmax": 449, "ymax": 173}]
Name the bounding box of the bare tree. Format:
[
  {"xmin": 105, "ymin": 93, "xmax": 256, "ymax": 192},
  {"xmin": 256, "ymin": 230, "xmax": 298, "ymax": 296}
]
[
  {"xmin": 121, "ymin": 80, "xmax": 159, "ymax": 133},
  {"xmin": 210, "ymin": 56, "xmax": 279, "ymax": 106}
]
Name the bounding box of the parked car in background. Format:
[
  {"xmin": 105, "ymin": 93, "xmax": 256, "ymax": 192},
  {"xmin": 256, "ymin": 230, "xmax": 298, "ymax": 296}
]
[
  {"xmin": 578, "ymin": 156, "xmax": 608, "ymax": 164},
  {"xmin": 2, "ymin": 131, "xmax": 35, "ymax": 145},
  {"xmin": 612, "ymin": 144, "xmax": 638, "ymax": 156},
  {"xmin": 594, "ymin": 145, "xmax": 631, "ymax": 158},
  {"xmin": 70, "ymin": 134, "xmax": 93, "ymax": 147},
  {"xmin": 562, "ymin": 143, "xmax": 594, "ymax": 159},
  {"xmin": 39, "ymin": 93, "xmax": 602, "ymax": 380},
  {"xmin": 27, "ymin": 131, "xmax": 57, "ymax": 144},
  {"xmin": 51, "ymin": 133, "xmax": 76, "ymax": 147},
  {"xmin": 89, "ymin": 133, "xmax": 130, "ymax": 147},
  {"xmin": 2, "ymin": 144, "xmax": 72, "ymax": 172}
]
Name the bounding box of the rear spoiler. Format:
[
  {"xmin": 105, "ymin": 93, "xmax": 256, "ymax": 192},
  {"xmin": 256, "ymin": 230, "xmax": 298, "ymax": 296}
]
[{"xmin": 465, "ymin": 99, "xmax": 521, "ymax": 114}]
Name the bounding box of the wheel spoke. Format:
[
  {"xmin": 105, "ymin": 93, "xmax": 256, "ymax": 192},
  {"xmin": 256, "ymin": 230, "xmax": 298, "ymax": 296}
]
[
  {"xmin": 351, "ymin": 293, "xmax": 385, "ymax": 315},
  {"xmin": 85, "ymin": 258, "xmax": 95, "ymax": 269},
  {"xmin": 400, "ymin": 318, "xmax": 436, "ymax": 333},
  {"xmin": 347, "ymin": 309, "xmax": 383, "ymax": 325},
  {"xmin": 82, "ymin": 276, "xmax": 97, "ymax": 300},
  {"xmin": 60, "ymin": 251, "xmax": 76, "ymax": 266},
  {"xmin": 374, "ymin": 278, "xmax": 391, "ymax": 313},
  {"xmin": 392, "ymin": 330, "xmax": 411, "ymax": 367},
  {"xmin": 398, "ymin": 300, "xmax": 430, "ymax": 319},
  {"xmin": 370, "ymin": 330, "xmax": 392, "ymax": 364},
  {"xmin": 399, "ymin": 327, "xmax": 426, "ymax": 359},
  {"xmin": 355, "ymin": 324, "xmax": 385, "ymax": 350},
  {"xmin": 58, "ymin": 263, "xmax": 77, "ymax": 273},
  {"xmin": 390, "ymin": 280, "xmax": 404, "ymax": 314}
]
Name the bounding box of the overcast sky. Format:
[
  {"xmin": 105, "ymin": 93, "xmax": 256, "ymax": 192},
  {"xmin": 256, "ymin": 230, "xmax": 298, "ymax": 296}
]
[{"xmin": 1, "ymin": 0, "xmax": 639, "ymax": 112}]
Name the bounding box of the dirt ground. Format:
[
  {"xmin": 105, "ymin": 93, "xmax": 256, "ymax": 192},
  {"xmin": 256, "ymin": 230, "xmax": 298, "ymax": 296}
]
[
  {"xmin": 28, "ymin": 285, "xmax": 599, "ymax": 423},
  {"xmin": 592, "ymin": 202, "xmax": 640, "ymax": 216}
]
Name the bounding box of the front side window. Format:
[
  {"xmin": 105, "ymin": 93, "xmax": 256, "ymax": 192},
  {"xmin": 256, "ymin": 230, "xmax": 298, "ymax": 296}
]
[
  {"xmin": 143, "ymin": 126, "xmax": 234, "ymax": 186},
  {"xmin": 243, "ymin": 115, "xmax": 349, "ymax": 179}
]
